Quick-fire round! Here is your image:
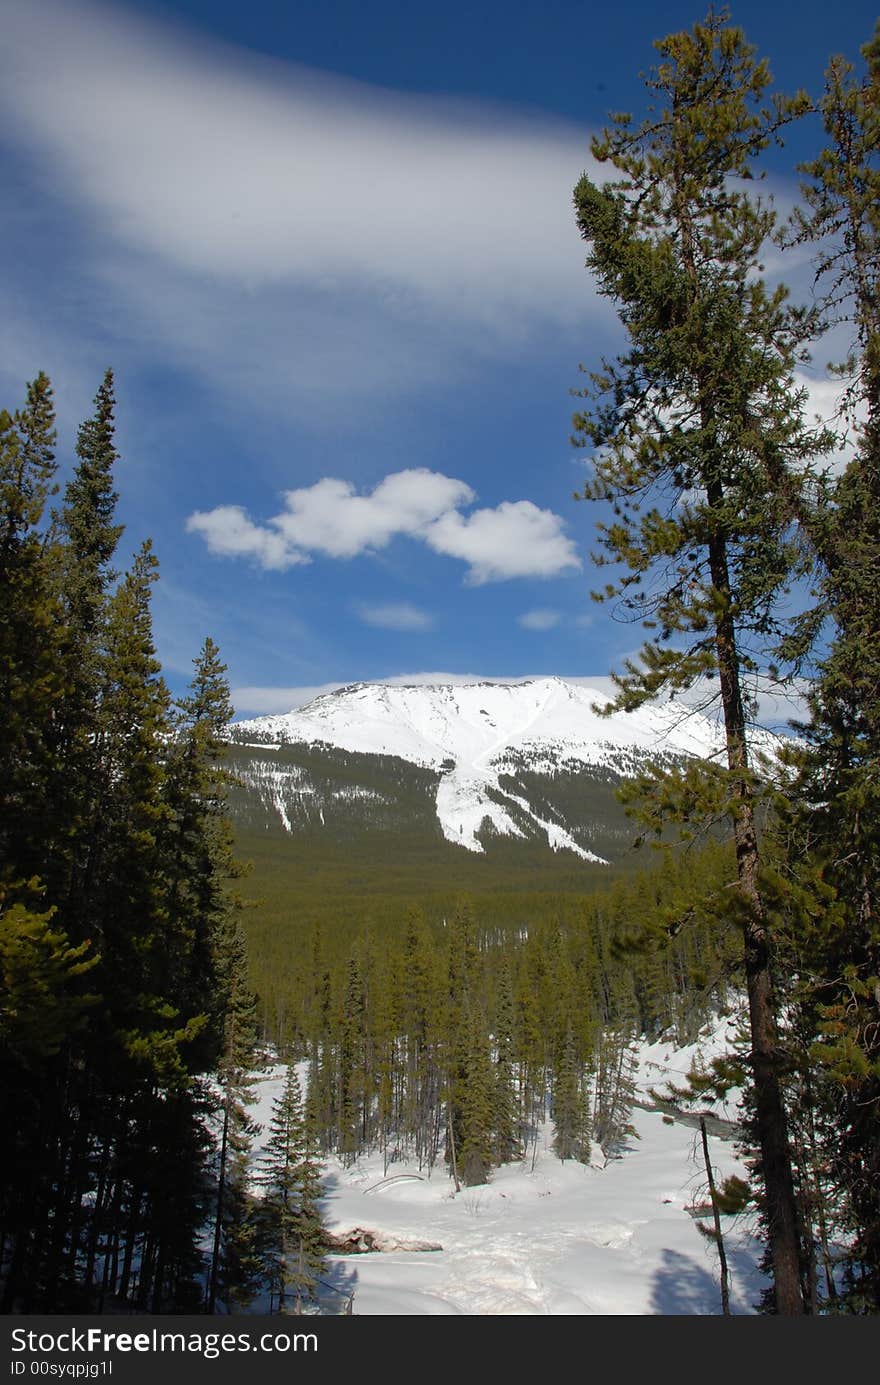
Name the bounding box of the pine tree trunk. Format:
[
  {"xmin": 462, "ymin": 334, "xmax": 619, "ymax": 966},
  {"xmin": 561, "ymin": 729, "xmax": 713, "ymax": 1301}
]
[
  {"xmin": 709, "ymin": 525, "xmax": 806, "ymax": 1316},
  {"xmin": 206, "ymin": 1090, "xmax": 231, "ymax": 1314},
  {"xmin": 446, "ymin": 1098, "xmax": 461, "ymax": 1193},
  {"xmin": 118, "ymin": 1189, "xmax": 141, "ymax": 1303}
]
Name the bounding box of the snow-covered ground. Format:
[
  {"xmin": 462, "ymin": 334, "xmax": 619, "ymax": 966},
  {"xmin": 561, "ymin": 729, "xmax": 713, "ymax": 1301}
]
[{"xmin": 247, "ymin": 1020, "xmax": 765, "ymax": 1316}]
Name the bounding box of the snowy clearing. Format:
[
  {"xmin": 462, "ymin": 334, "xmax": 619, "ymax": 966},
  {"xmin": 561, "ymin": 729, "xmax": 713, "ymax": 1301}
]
[{"xmin": 246, "ymin": 1021, "xmax": 766, "ymax": 1316}]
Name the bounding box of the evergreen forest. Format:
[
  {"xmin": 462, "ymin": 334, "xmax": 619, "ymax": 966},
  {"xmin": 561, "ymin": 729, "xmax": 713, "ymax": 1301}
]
[{"xmin": 1, "ymin": 8, "xmax": 879, "ymax": 1316}]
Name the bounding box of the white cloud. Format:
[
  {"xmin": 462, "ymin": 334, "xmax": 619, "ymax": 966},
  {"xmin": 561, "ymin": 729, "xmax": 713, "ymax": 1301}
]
[
  {"xmin": 794, "ymin": 369, "xmax": 868, "ymax": 473},
  {"xmin": 519, "ymin": 608, "xmax": 562, "ymax": 630},
  {"xmin": 274, "ymin": 470, "xmax": 474, "ymax": 559},
  {"xmin": 187, "ymin": 469, "xmax": 581, "ymax": 583},
  {"xmin": 356, "ymin": 602, "xmax": 433, "ymax": 631},
  {"xmin": 425, "ymin": 500, "xmax": 582, "ymax": 583},
  {"xmin": 230, "ymin": 683, "xmax": 345, "ymax": 715},
  {"xmin": 186, "ymin": 504, "xmax": 307, "ymax": 571}
]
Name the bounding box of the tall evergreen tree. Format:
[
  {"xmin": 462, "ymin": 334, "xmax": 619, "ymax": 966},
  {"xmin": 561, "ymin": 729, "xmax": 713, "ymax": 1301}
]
[
  {"xmin": 207, "ymin": 919, "xmax": 262, "ymax": 1313},
  {"xmin": 161, "ymin": 637, "xmax": 240, "ymax": 1073},
  {"xmin": 0, "ymin": 373, "xmax": 60, "ymax": 878},
  {"xmin": 552, "ymin": 1026, "xmax": 591, "ymax": 1164},
  {"xmin": 45, "ymin": 369, "xmax": 124, "ymax": 929},
  {"xmin": 490, "ymin": 959, "xmax": 520, "ymax": 1167},
  {"xmin": 570, "ymin": 10, "xmax": 826, "ymax": 1311},
  {"xmin": 258, "ymin": 1064, "xmax": 326, "ymax": 1314},
  {"xmin": 776, "ymin": 22, "xmax": 880, "ymax": 1309},
  {"xmin": 455, "ymin": 1006, "xmax": 496, "ymax": 1187}
]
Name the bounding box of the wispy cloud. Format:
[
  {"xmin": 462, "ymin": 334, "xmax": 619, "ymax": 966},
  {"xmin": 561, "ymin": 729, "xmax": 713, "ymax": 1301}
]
[
  {"xmin": 230, "ymin": 683, "xmax": 345, "ymax": 716},
  {"xmin": 518, "ymin": 608, "xmax": 562, "ymax": 631},
  {"xmin": 187, "ymin": 467, "xmax": 581, "ymax": 582},
  {"xmin": 0, "ymin": 0, "xmax": 602, "ymax": 420},
  {"xmin": 3, "ymin": 0, "xmax": 588, "ymax": 305},
  {"xmin": 356, "ymin": 602, "xmax": 434, "ymax": 631}
]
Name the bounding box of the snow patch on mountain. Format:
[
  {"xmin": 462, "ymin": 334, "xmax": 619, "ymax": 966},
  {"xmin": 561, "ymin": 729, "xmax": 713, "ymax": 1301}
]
[{"xmin": 435, "ymin": 764, "xmax": 524, "ymax": 852}]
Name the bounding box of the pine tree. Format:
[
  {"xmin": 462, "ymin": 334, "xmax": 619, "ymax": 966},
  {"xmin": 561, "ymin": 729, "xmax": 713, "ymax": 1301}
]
[
  {"xmin": 397, "ymin": 912, "xmax": 438, "ymax": 1168},
  {"xmin": 161, "ymin": 638, "xmax": 239, "ymax": 1074},
  {"xmin": 44, "ymin": 369, "xmax": 124, "ymax": 931},
  {"xmin": 442, "ymin": 906, "xmax": 481, "ymax": 1185},
  {"xmin": 455, "ymin": 1006, "xmax": 496, "ymax": 1187},
  {"xmin": 0, "ymin": 374, "xmax": 61, "ymax": 881},
  {"xmin": 552, "ymin": 1026, "xmax": 591, "ymax": 1163},
  {"xmin": 511, "ymin": 960, "xmax": 543, "ymax": 1159},
  {"xmin": 777, "ymin": 22, "xmax": 880, "ymax": 1309},
  {"xmin": 570, "ymin": 10, "xmax": 825, "ymax": 1311},
  {"xmin": 92, "ymin": 542, "xmax": 176, "ymax": 1062},
  {"xmin": 337, "ymin": 956, "xmax": 367, "ymax": 1165},
  {"xmin": 3, "ymin": 372, "xmax": 129, "ymax": 1311},
  {"xmin": 490, "ymin": 959, "xmax": 520, "ymax": 1166},
  {"xmin": 592, "ymin": 1026, "xmax": 637, "ymax": 1161},
  {"xmin": 0, "ymin": 369, "xmax": 274, "ymax": 1314},
  {"xmin": 206, "ymin": 919, "xmax": 262, "ymax": 1313},
  {"xmin": 258, "ymin": 1064, "xmax": 326, "ymax": 1314}
]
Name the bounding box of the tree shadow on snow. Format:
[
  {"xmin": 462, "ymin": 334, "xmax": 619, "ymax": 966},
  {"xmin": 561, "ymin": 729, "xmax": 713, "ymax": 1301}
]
[
  {"xmin": 649, "ymin": 1245, "xmax": 766, "ymax": 1316},
  {"xmin": 316, "ymin": 1258, "xmax": 358, "ymax": 1316}
]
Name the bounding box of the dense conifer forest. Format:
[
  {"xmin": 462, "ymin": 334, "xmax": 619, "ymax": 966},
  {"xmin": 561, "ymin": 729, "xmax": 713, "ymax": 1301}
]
[{"xmin": 1, "ymin": 9, "xmax": 878, "ymax": 1316}]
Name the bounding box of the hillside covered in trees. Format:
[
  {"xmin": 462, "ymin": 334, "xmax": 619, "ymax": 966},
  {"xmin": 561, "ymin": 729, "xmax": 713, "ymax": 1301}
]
[{"xmin": 1, "ymin": 7, "xmax": 879, "ymax": 1317}]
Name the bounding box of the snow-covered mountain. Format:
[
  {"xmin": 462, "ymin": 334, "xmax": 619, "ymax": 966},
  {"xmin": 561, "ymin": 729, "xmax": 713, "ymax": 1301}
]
[{"xmin": 230, "ymin": 677, "xmax": 755, "ymax": 861}]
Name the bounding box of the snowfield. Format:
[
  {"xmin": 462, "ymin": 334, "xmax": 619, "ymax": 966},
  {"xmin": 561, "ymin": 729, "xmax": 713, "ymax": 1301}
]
[{"xmin": 247, "ymin": 1020, "xmax": 766, "ymax": 1316}]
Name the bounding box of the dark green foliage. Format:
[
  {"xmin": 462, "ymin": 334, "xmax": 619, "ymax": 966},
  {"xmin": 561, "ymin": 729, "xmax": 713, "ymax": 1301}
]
[
  {"xmin": 0, "ymin": 375, "xmax": 61, "ymax": 875},
  {"xmin": 206, "ymin": 918, "xmax": 263, "ymax": 1313},
  {"xmin": 0, "ymin": 372, "xmax": 255, "ymax": 1314},
  {"xmin": 257, "ymin": 1063, "xmax": 326, "ymax": 1314},
  {"xmin": 552, "ymin": 1027, "xmax": 591, "ymax": 1163},
  {"xmin": 259, "ymin": 840, "xmax": 735, "ymax": 1191},
  {"xmin": 491, "ymin": 960, "xmax": 520, "ymax": 1166},
  {"xmin": 767, "ymin": 24, "xmax": 880, "ymax": 1312},
  {"xmin": 570, "ymin": 9, "xmax": 828, "ymax": 1314},
  {"xmin": 455, "ymin": 1008, "xmax": 497, "ymax": 1187},
  {"xmin": 0, "ymin": 883, "xmax": 97, "ymax": 1065},
  {"xmin": 60, "ymin": 370, "xmax": 123, "ymax": 593}
]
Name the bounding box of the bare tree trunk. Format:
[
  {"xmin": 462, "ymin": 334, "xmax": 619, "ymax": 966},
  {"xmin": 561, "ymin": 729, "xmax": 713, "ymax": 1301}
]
[
  {"xmin": 447, "ymin": 1098, "xmax": 461, "ymax": 1193},
  {"xmin": 700, "ymin": 1117, "xmax": 731, "ymax": 1315},
  {"xmin": 206, "ymin": 1088, "xmax": 231, "ymax": 1314}
]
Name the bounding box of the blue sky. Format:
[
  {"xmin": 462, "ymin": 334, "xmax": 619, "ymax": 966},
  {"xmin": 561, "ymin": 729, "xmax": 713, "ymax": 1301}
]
[{"xmin": 1, "ymin": 0, "xmax": 875, "ymax": 717}]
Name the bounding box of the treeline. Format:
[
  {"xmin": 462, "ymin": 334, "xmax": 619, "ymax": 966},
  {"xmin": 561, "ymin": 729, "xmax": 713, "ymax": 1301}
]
[{"xmin": 0, "ymin": 372, "xmax": 263, "ymax": 1312}]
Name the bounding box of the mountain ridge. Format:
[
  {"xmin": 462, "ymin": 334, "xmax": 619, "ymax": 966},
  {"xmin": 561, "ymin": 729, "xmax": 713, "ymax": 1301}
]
[{"xmin": 229, "ymin": 676, "xmax": 762, "ymax": 858}]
